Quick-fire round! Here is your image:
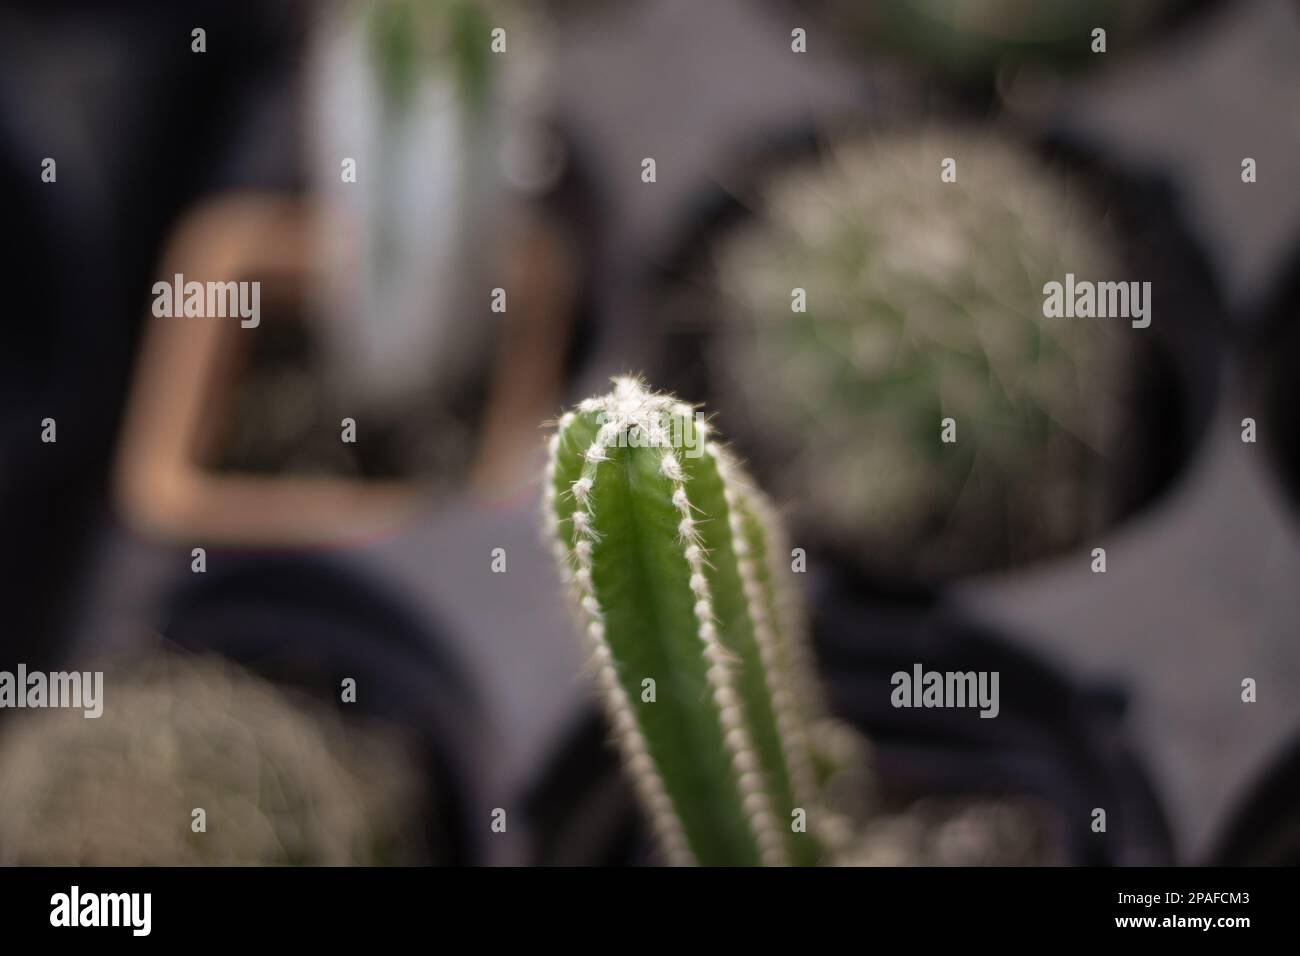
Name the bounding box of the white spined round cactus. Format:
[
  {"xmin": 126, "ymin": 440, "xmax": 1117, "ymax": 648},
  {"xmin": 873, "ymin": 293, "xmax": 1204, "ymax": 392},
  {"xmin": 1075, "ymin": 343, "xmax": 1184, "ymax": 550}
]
[
  {"xmin": 0, "ymin": 653, "xmax": 426, "ymax": 865},
  {"xmin": 803, "ymin": 0, "xmax": 1184, "ymax": 77},
  {"xmin": 707, "ymin": 126, "xmax": 1131, "ymax": 578}
]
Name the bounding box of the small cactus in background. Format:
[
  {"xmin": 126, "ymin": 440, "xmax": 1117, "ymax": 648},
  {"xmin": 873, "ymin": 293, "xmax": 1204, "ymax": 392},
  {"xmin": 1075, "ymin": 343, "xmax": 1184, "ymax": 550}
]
[
  {"xmin": 705, "ymin": 126, "xmax": 1130, "ymax": 579},
  {"xmin": 368, "ymin": 0, "xmax": 497, "ymax": 117},
  {"xmin": 837, "ymin": 795, "xmax": 1065, "ymax": 866},
  {"xmin": 544, "ymin": 377, "xmax": 864, "ymax": 865},
  {"xmin": 0, "ymin": 653, "xmax": 427, "ymax": 865},
  {"xmin": 806, "ymin": 0, "xmax": 1183, "ymax": 78}
]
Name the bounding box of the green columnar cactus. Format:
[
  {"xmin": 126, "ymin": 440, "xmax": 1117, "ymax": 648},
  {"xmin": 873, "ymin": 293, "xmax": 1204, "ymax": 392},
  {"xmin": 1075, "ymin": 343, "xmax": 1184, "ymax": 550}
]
[{"xmin": 545, "ymin": 377, "xmax": 853, "ymax": 866}]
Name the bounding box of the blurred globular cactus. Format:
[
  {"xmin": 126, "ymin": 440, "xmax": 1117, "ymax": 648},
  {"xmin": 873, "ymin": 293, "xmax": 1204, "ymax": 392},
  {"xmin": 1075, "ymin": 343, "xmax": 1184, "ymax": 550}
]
[
  {"xmin": 0, "ymin": 652, "xmax": 427, "ymax": 865},
  {"xmin": 805, "ymin": 0, "xmax": 1187, "ymax": 78},
  {"xmin": 705, "ymin": 127, "xmax": 1130, "ymax": 578}
]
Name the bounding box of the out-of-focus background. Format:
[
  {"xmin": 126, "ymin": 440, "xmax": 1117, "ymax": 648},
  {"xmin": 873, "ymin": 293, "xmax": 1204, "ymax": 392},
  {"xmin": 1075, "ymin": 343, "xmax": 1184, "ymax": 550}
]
[{"xmin": 1, "ymin": 0, "xmax": 1298, "ymax": 865}]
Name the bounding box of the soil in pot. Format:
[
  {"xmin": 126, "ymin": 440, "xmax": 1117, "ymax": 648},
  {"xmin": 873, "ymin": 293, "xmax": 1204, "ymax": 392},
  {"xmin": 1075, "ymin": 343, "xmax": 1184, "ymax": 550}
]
[{"xmin": 202, "ymin": 280, "xmax": 486, "ymax": 483}]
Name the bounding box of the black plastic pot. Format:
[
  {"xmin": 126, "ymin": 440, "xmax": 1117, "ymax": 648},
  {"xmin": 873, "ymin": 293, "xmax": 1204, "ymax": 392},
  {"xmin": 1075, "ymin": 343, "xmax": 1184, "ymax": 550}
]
[
  {"xmin": 525, "ymin": 708, "xmax": 655, "ymax": 867},
  {"xmin": 647, "ymin": 112, "xmax": 1223, "ymax": 591},
  {"xmin": 808, "ymin": 554, "xmax": 1174, "ymax": 865},
  {"xmin": 1209, "ymin": 729, "xmax": 1300, "ymax": 866},
  {"xmin": 525, "ymin": 553, "xmax": 1174, "ymax": 866},
  {"xmin": 0, "ymin": 80, "xmax": 120, "ymax": 677},
  {"xmin": 160, "ymin": 555, "xmax": 484, "ymax": 866},
  {"xmin": 1246, "ymin": 239, "xmax": 1300, "ymax": 516}
]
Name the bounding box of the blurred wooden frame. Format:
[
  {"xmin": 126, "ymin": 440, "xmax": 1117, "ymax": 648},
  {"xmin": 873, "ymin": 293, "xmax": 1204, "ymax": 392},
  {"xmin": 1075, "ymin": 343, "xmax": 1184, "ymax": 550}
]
[{"xmin": 115, "ymin": 195, "xmax": 421, "ymax": 547}]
